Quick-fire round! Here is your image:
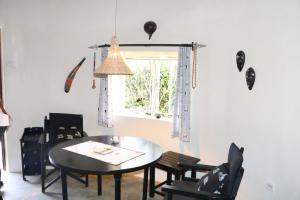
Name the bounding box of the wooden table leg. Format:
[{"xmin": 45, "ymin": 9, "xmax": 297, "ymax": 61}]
[
  {"xmin": 149, "ymin": 166, "xmax": 155, "ymax": 197},
  {"xmin": 85, "ymin": 174, "xmax": 89, "ymax": 187},
  {"xmin": 60, "ymin": 169, "xmax": 68, "ymax": 200},
  {"xmin": 97, "ymin": 175, "xmax": 102, "ymax": 195},
  {"xmin": 143, "ymin": 167, "xmax": 149, "ymax": 200},
  {"xmin": 114, "ymin": 174, "xmax": 122, "ymax": 200}
]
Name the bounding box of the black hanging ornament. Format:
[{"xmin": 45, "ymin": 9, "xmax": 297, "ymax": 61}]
[
  {"xmin": 144, "ymin": 21, "xmax": 157, "ymax": 40},
  {"xmin": 236, "ymin": 51, "xmax": 245, "ymax": 72},
  {"xmin": 246, "ymin": 67, "xmax": 255, "ymax": 90}
]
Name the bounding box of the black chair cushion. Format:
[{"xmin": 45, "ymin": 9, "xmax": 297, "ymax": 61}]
[
  {"xmin": 227, "ymin": 143, "xmax": 243, "ymax": 193},
  {"xmin": 197, "ymin": 163, "xmax": 229, "ymax": 195}
]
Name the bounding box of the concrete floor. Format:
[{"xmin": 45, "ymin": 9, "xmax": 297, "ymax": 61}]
[{"xmin": 1, "ymin": 171, "xmax": 164, "ymax": 200}]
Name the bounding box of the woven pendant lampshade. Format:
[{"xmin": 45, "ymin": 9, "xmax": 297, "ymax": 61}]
[{"xmin": 94, "ymin": 36, "xmax": 133, "ymax": 76}]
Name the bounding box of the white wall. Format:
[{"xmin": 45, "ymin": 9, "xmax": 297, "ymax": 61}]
[{"xmin": 1, "ymin": 0, "xmax": 300, "ymax": 199}]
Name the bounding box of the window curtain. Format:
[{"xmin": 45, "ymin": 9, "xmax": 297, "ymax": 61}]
[
  {"xmin": 172, "ymin": 47, "xmax": 191, "ymax": 142},
  {"xmin": 98, "ymin": 47, "xmax": 113, "ymax": 127}
]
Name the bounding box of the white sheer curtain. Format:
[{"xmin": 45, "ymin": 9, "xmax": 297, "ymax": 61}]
[
  {"xmin": 98, "ymin": 47, "xmax": 113, "ymax": 127},
  {"xmin": 172, "ymin": 47, "xmax": 191, "ymax": 142}
]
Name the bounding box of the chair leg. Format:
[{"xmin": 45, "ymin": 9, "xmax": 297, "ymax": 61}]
[
  {"xmin": 175, "ymin": 172, "xmax": 180, "ymax": 180},
  {"xmin": 166, "ymin": 193, "xmax": 173, "ymax": 200},
  {"xmin": 41, "ymin": 144, "xmax": 46, "ymax": 193},
  {"xmin": 23, "ymin": 174, "xmax": 27, "ymax": 181},
  {"xmin": 149, "ymin": 166, "xmax": 155, "ymax": 197},
  {"xmin": 97, "ymin": 175, "xmax": 102, "ymax": 195},
  {"xmin": 181, "ymin": 170, "xmax": 186, "ymax": 180},
  {"xmin": 167, "ymin": 172, "xmax": 172, "ymax": 185},
  {"xmin": 41, "ymin": 161, "xmax": 46, "ymax": 193},
  {"xmin": 191, "ymin": 169, "xmax": 196, "ymax": 178}
]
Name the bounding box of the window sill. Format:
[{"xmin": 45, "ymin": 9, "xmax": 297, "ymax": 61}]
[{"xmin": 114, "ymin": 112, "xmax": 172, "ymax": 123}]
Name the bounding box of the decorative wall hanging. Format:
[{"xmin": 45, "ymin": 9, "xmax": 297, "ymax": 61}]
[
  {"xmin": 236, "ymin": 50, "xmax": 245, "ymax": 72},
  {"xmin": 144, "ymin": 21, "xmax": 157, "ymax": 40},
  {"xmin": 245, "ymin": 67, "xmax": 255, "ymax": 90},
  {"xmin": 64, "ymin": 57, "xmax": 86, "ymax": 93}
]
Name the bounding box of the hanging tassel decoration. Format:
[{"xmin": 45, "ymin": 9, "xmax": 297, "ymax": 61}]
[
  {"xmin": 92, "ymin": 51, "xmax": 96, "ymax": 89},
  {"xmin": 92, "ymin": 79, "xmax": 96, "ymax": 89}
]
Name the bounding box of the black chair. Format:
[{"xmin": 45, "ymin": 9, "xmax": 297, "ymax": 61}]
[
  {"xmin": 40, "ymin": 113, "xmax": 102, "ymax": 194},
  {"xmin": 162, "ymin": 143, "xmax": 244, "ymax": 200}
]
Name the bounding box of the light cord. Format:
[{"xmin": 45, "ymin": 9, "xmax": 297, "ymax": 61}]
[{"xmin": 114, "ymin": 0, "xmax": 118, "ymax": 36}]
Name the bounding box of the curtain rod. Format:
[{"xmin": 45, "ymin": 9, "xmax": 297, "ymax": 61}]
[{"xmin": 88, "ymin": 43, "xmax": 206, "ymax": 50}]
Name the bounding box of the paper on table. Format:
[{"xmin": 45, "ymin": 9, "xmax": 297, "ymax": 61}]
[
  {"xmin": 93, "ymin": 147, "xmax": 114, "ymax": 155},
  {"xmin": 63, "ymin": 141, "xmax": 144, "ymax": 165}
]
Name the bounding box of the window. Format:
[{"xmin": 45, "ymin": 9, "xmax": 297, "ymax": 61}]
[{"xmin": 111, "ymin": 51, "xmax": 178, "ymax": 118}]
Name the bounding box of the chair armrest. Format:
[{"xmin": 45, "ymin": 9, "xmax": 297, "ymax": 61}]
[
  {"xmin": 162, "ymin": 184, "xmax": 229, "ymax": 200},
  {"xmin": 178, "ymin": 162, "xmax": 216, "ymax": 172}
]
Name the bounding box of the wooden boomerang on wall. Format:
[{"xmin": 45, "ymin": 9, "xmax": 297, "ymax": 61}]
[{"xmin": 64, "ymin": 57, "xmax": 86, "ymax": 93}]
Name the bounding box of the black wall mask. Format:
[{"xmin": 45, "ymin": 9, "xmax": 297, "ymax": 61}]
[
  {"xmin": 246, "ymin": 67, "xmax": 255, "ymax": 90},
  {"xmin": 236, "ymin": 51, "xmax": 245, "ymax": 72}
]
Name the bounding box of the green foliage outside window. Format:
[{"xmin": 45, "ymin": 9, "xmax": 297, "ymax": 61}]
[
  {"xmin": 125, "ymin": 65, "xmax": 152, "ymax": 111},
  {"xmin": 159, "ymin": 65, "xmax": 176, "ymax": 114},
  {"xmin": 124, "ymin": 60, "xmax": 176, "ymax": 117}
]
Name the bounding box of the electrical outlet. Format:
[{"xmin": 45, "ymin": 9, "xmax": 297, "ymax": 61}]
[{"xmin": 266, "ymin": 182, "xmax": 275, "ymax": 192}]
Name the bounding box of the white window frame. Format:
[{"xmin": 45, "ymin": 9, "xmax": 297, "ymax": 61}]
[{"xmin": 112, "ymin": 51, "xmax": 178, "ymax": 120}]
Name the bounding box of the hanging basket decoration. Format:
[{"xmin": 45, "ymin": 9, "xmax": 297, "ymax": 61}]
[
  {"xmin": 236, "ymin": 50, "xmax": 245, "ymax": 72},
  {"xmin": 245, "ymin": 67, "xmax": 255, "ymax": 90},
  {"xmin": 144, "ymin": 21, "xmax": 157, "ymax": 40}
]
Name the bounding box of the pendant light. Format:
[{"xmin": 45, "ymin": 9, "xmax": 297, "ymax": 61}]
[{"xmin": 94, "ymin": 0, "xmax": 132, "ymax": 76}]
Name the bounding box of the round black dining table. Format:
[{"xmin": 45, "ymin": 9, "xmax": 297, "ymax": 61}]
[{"xmin": 49, "ymin": 135, "xmax": 163, "ymax": 200}]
